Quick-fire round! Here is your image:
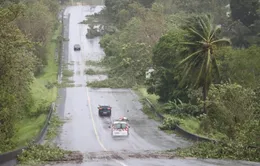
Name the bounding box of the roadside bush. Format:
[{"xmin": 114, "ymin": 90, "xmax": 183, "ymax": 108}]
[
  {"xmin": 0, "ymin": 4, "xmax": 36, "ymax": 150},
  {"xmin": 29, "ymin": 103, "xmax": 49, "ymax": 117},
  {"xmin": 159, "ymin": 117, "xmax": 180, "ymax": 130},
  {"xmin": 202, "ymin": 83, "xmax": 259, "ymax": 140},
  {"xmin": 85, "ymin": 68, "xmax": 96, "ymax": 75},
  {"xmin": 176, "ymin": 141, "xmax": 260, "ymax": 162},
  {"xmin": 163, "ymin": 100, "xmax": 202, "ymax": 117}
]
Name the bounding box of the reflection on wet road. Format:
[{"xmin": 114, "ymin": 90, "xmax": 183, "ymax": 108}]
[{"xmin": 54, "ymin": 5, "xmax": 260, "ymax": 166}]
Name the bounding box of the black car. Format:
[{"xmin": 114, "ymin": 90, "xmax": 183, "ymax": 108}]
[
  {"xmin": 74, "ymin": 44, "xmax": 81, "ymax": 51},
  {"xmin": 98, "ymin": 105, "xmax": 112, "ymax": 117}
]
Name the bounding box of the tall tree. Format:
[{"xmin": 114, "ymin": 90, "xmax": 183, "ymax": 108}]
[
  {"xmin": 230, "ymin": 0, "xmax": 260, "ymax": 27},
  {"xmin": 137, "ymin": 0, "xmax": 155, "ymax": 8},
  {"xmin": 16, "ymin": 0, "xmax": 55, "ymax": 75},
  {"xmin": 149, "ymin": 29, "xmax": 190, "ymax": 102},
  {"xmin": 177, "ymin": 15, "xmax": 231, "ymax": 113},
  {"xmin": 0, "ymin": 4, "xmax": 35, "ymax": 150}
]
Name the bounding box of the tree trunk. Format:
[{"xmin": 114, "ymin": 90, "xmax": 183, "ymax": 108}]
[{"xmin": 202, "ymin": 85, "xmax": 207, "ymax": 114}]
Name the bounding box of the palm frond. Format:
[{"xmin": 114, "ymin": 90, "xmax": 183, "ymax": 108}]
[
  {"xmin": 179, "ymin": 63, "xmax": 193, "ymax": 87},
  {"xmin": 188, "ymin": 27, "xmax": 207, "ymax": 41},
  {"xmin": 179, "ymin": 42, "xmax": 199, "ymax": 46},
  {"xmin": 197, "ymin": 41, "xmax": 208, "ymax": 45},
  {"xmin": 177, "ymin": 14, "xmax": 230, "ymax": 96},
  {"xmin": 212, "ymin": 56, "xmax": 220, "ymax": 82},
  {"xmin": 211, "ymin": 38, "xmax": 231, "ymax": 46},
  {"xmin": 198, "ymin": 16, "xmax": 211, "ymax": 40},
  {"xmin": 176, "ymin": 49, "xmax": 203, "ymax": 68},
  {"xmin": 209, "ymin": 25, "xmax": 221, "ymax": 41}
]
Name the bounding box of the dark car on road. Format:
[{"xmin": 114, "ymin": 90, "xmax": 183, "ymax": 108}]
[
  {"xmin": 98, "ymin": 105, "xmax": 112, "ymax": 117},
  {"xmin": 74, "ymin": 44, "xmax": 81, "ymax": 51}
]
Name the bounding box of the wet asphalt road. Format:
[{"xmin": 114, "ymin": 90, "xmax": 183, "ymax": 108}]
[{"xmin": 54, "ymin": 5, "xmax": 260, "ymax": 166}]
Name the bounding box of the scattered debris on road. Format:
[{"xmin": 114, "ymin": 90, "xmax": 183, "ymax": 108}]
[
  {"xmin": 17, "ymin": 144, "xmax": 83, "ymax": 165},
  {"xmin": 83, "ymin": 150, "xmax": 176, "ymax": 161}
]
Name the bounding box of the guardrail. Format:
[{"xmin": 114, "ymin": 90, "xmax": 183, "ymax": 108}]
[
  {"xmin": 144, "ymin": 98, "xmax": 216, "ymax": 143},
  {"xmin": 0, "ymin": 103, "xmax": 55, "ymax": 165}
]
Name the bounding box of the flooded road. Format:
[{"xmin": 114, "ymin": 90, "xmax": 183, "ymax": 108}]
[{"xmin": 53, "ymin": 5, "xmax": 260, "ymax": 166}]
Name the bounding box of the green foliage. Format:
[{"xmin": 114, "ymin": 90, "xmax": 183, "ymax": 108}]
[
  {"xmin": 218, "ymin": 46, "xmax": 260, "ymax": 88},
  {"xmin": 159, "ymin": 116, "xmax": 180, "ymax": 130},
  {"xmin": 163, "ymin": 100, "xmax": 202, "ymax": 117},
  {"xmin": 97, "ymin": 2, "xmax": 166, "ymax": 87},
  {"xmin": 87, "ymin": 77, "xmax": 134, "ymax": 88},
  {"xmin": 61, "ymin": 66, "xmax": 74, "ymax": 86},
  {"xmin": 148, "ymin": 28, "xmax": 189, "ymax": 102},
  {"xmin": 137, "ymin": 0, "xmax": 155, "ymax": 8},
  {"xmin": 176, "ymin": 141, "xmax": 260, "ymax": 162},
  {"xmin": 86, "ymin": 24, "xmax": 101, "ymax": 38},
  {"xmin": 10, "ymin": 22, "xmax": 61, "ymax": 151},
  {"xmin": 159, "ymin": 0, "xmax": 229, "ymax": 15},
  {"xmin": 17, "ymin": 144, "xmax": 72, "ymax": 164},
  {"xmin": 46, "ymin": 114, "xmax": 63, "ymax": 140},
  {"xmin": 85, "ymin": 60, "xmax": 102, "ymax": 66},
  {"xmin": 104, "ymin": 0, "xmax": 133, "ymax": 25},
  {"xmin": 202, "ymin": 83, "xmax": 259, "ymax": 140},
  {"xmin": 0, "ymin": 4, "xmax": 35, "ymax": 151},
  {"xmin": 141, "ymin": 103, "xmax": 161, "ymax": 121},
  {"xmin": 230, "ymin": 0, "xmax": 260, "ymax": 27},
  {"xmin": 97, "ymin": 0, "xmax": 260, "ymax": 162},
  {"xmin": 85, "ymin": 68, "xmax": 105, "ymax": 75},
  {"xmin": 174, "ymin": 14, "xmax": 231, "ymax": 114},
  {"xmin": 62, "ymin": 69, "xmax": 74, "ymax": 77},
  {"xmin": 0, "ymin": 0, "xmax": 60, "ymax": 152},
  {"xmin": 15, "ymin": 0, "xmax": 59, "ymax": 75},
  {"xmin": 12, "ymin": 114, "xmax": 46, "ymax": 149},
  {"xmin": 178, "ymin": 14, "xmax": 230, "ymax": 89}
]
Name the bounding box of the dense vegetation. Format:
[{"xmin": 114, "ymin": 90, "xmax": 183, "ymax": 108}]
[
  {"xmin": 86, "ymin": 0, "xmax": 260, "ymax": 161},
  {"xmin": 0, "ymin": 0, "xmax": 69, "ymax": 153}
]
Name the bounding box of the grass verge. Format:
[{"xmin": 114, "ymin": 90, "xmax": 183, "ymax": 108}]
[
  {"xmin": 59, "ymin": 62, "xmax": 75, "ymax": 87},
  {"xmin": 134, "ymin": 86, "xmax": 160, "ymax": 106},
  {"xmin": 11, "ymin": 24, "xmax": 61, "ymax": 147}
]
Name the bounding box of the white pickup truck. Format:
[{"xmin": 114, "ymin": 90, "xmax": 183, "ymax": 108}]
[{"xmin": 109, "ymin": 120, "xmax": 130, "ymax": 137}]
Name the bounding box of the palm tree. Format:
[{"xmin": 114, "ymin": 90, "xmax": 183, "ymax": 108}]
[{"xmin": 177, "ymin": 15, "xmax": 231, "ymax": 114}]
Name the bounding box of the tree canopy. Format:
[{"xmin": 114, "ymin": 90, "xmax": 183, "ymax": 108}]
[
  {"xmin": 94, "ymin": 0, "xmax": 260, "ymax": 161},
  {"xmin": 0, "ymin": 0, "xmax": 60, "ymax": 152}
]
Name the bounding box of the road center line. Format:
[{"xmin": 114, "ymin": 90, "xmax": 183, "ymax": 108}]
[
  {"xmin": 86, "ymin": 93, "xmax": 107, "ymax": 150},
  {"xmin": 78, "ymin": 7, "xmax": 128, "ymax": 165},
  {"xmin": 85, "ymin": 87, "xmax": 128, "ymax": 166}
]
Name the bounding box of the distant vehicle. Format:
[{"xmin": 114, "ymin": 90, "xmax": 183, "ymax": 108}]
[
  {"xmin": 109, "ymin": 120, "xmax": 130, "ymax": 137},
  {"xmin": 98, "ymin": 105, "xmax": 112, "ymax": 117},
  {"xmin": 74, "ymin": 44, "xmax": 81, "ymax": 51}
]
